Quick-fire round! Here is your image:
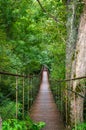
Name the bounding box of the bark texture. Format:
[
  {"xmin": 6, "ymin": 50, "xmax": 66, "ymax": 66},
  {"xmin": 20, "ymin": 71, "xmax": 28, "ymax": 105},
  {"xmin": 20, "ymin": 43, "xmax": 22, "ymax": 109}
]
[
  {"xmin": 66, "ymin": 1, "xmax": 78, "ymax": 126},
  {"xmin": 66, "ymin": 1, "xmax": 76, "ymax": 79}
]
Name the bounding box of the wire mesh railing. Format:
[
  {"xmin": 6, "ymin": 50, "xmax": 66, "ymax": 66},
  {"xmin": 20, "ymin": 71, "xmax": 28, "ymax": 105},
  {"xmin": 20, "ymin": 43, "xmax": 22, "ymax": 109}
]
[
  {"xmin": 50, "ymin": 76, "xmax": 86, "ymax": 128},
  {"xmin": 0, "ymin": 71, "xmax": 40, "ymax": 122}
]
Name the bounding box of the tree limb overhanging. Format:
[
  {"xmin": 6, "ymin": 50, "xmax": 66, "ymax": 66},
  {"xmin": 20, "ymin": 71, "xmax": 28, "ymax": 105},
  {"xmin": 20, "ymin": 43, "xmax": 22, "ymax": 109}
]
[{"xmin": 36, "ymin": 0, "xmax": 58, "ymax": 22}]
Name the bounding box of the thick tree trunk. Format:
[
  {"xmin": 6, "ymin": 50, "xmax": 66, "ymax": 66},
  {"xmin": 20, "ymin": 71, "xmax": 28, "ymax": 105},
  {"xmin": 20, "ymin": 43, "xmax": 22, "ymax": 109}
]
[
  {"xmin": 66, "ymin": 1, "xmax": 77, "ymax": 126},
  {"xmin": 70, "ymin": 2, "xmax": 86, "ymax": 126},
  {"xmin": 66, "ymin": 1, "xmax": 76, "ymax": 79}
]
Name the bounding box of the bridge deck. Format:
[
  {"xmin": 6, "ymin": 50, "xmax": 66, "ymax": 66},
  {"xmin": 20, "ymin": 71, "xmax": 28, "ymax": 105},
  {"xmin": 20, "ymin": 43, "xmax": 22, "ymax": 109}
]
[{"xmin": 30, "ymin": 70, "xmax": 65, "ymax": 130}]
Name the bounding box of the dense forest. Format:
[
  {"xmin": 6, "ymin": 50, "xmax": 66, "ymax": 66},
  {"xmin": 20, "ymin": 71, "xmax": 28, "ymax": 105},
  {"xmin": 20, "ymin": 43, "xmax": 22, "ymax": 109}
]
[{"xmin": 0, "ymin": 0, "xmax": 86, "ymax": 130}]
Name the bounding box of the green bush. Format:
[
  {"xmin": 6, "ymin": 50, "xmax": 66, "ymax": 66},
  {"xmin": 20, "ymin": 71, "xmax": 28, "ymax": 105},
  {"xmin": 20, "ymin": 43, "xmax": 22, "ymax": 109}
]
[
  {"xmin": 2, "ymin": 117, "xmax": 45, "ymax": 130},
  {"xmin": 72, "ymin": 123, "xmax": 86, "ymax": 130}
]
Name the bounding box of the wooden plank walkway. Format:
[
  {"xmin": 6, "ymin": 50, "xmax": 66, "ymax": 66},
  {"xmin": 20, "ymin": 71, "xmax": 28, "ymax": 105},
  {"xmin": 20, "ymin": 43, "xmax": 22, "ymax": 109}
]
[{"xmin": 30, "ymin": 70, "xmax": 65, "ymax": 130}]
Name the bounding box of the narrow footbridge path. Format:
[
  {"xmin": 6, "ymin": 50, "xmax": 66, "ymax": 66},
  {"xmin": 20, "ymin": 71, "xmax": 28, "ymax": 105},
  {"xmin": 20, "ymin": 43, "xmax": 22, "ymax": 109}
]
[{"xmin": 30, "ymin": 70, "xmax": 65, "ymax": 130}]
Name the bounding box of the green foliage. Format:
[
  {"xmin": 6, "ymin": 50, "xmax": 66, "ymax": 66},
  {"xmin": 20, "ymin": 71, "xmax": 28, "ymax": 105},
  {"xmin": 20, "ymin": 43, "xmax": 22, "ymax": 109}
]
[
  {"xmin": 72, "ymin": 123, "xmax": 86, "ymax": 130},
  {"xmin": 2, "ymin": 117, "xmax": 45, "ymax": 130},
  {"xmin": 0, "ymin": 98, "xmax": 22, "ymax": 120},
  {"xmin": 0, "ymin": 0, "xmax": 66, "ymax": 75}
]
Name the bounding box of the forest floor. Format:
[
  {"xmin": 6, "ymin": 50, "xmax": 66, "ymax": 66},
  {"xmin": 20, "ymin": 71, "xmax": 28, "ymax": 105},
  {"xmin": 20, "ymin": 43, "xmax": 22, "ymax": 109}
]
[{"xmin": 30, "ymin": 70, "xmax": 65, "ymax": 130}]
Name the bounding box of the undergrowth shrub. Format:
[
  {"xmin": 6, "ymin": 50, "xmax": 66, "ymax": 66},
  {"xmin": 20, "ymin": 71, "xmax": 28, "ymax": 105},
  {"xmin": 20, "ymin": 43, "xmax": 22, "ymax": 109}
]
[
  {"xmin": 72, "ymin": 123, "xmax": 86, "ymax": 130},
  {"xmin": 2, "ymin": 117, "xmax": 45, "ymax": 130}
]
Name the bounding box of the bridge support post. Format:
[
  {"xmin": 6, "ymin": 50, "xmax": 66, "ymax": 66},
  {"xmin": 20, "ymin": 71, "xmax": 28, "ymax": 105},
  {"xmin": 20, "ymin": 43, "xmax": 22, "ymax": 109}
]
[
  {"xmin": 28, "ymin": 77, "xmax": 30, "ymax": 112},
  {"xmin": 22, "ymin": 75, "xmax": 25, "ymax": 119},
  {"xmin": 16, "ymin": 76, "xmax": 18, "ymax": 119},
  {"xmin": 0, "ymin": 117, "xmax": 2, "ymax": 130}
]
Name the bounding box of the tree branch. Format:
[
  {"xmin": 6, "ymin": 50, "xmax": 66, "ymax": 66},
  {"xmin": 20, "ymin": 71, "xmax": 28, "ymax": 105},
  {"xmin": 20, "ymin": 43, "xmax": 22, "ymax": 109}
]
[
  {"xmin": 36, "ymin": 0, "xmax": 58, "ymax": 22},
  {"xmin": 36, "ymin": 0, "xmax": 46, "ymax": 12}
]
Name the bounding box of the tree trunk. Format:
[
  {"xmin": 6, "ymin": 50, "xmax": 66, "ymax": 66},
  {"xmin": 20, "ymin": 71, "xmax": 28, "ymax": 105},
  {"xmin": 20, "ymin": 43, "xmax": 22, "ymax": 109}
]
[
  {"xmin": 66, "ymin": 1, "xmax": 77, "ymax": 126},
  {"xmin": 70, "ymin": 2, "xmax": 86, "ymax": 126},
  {"xmin": 66, "ymin": 1, "xmax": 76, "ymax": 79}
]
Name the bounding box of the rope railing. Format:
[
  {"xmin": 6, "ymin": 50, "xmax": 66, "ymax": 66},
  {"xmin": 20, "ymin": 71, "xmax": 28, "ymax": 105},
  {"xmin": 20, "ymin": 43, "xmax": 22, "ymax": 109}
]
[
  {"xmin": 0, "ymin": 71, "xmax": 41, "ymax": 78},
  {"xmin": 50, "ymin": 76, "xmax": 86, "ymax": 128},
  {"xmin": 0, "ymin": 70, "xmax": 41, "ymax": 123},
  {"xmin": 67, "ymin": 88, "xmax": 86, "ymax": 99},
  {"xmin": 50, "ymin": 75, "xmax": 86, "ymax": 82}
]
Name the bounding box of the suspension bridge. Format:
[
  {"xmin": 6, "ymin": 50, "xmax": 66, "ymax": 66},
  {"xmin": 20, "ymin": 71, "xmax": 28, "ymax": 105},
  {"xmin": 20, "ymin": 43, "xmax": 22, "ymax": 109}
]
[
  {"xmin": 0, "ymin": 68, "xmax": 86, "ymax": 130},
  {"xmin": 30, "ymin": 70, "xmax": 65, "ymax": 130}
]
